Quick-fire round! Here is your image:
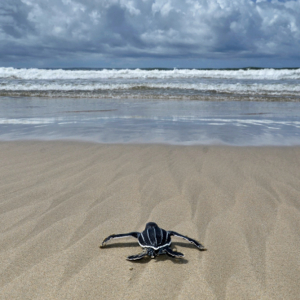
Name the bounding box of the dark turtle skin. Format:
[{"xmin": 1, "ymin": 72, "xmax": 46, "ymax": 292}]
[{"xmin": 101, "ymin": 222, "xmax": 206, "ymax": 260}]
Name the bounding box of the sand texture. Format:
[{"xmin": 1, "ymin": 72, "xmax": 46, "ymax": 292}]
[{"xmin": 1, "ymin": 141, "xmax": 300, "ymax": 299}]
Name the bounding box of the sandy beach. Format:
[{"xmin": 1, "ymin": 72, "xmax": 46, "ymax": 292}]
[{"xmin": 0, "ymin": 141, "xmax": 300, "ymax": 299}]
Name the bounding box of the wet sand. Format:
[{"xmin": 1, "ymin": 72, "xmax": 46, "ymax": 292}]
[{"xmin": 1, "ymin": 141, "xmax": 300, "ymax": 299}]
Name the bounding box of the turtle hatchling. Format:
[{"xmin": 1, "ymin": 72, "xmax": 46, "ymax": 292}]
[{"xmin": 101, "ymin": 222, "xmax": 206, "ymax": 260}]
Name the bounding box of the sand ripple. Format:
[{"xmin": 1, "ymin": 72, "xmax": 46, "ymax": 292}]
[{"xmin": 1, "ymin": 142, "xmax": 300, "ymax": 299}]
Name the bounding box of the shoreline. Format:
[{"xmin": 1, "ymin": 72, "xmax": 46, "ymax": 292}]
[
  {"xmin": 2, "ymin": 137, "xmax": 300, "ymax": 148},
  {"xmin": 1, "ymin": 97, "xmax": 300, "ymax": 147},
  {"xmin": 1, "ymin": 141, "xmax": 300, "ymax": 299}
]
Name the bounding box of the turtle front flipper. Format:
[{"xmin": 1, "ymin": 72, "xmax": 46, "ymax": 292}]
[
  {"xmin": 165, "ymin": 247, "xmax": 184, "ymax": 258},
  {"xmin": 168, "ymin": 231, "xmax": 206, "ymax": 251},
  {"xmin": 101, "ymin": 232, "xmax": 140, "ymax": 247},
  {"xmin": 127, "ymin": 251, "xmax": 147, "ymax": 261}
]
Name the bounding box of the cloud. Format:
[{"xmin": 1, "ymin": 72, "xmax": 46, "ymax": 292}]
[{"xmin": 0, "ymin": 0, "xmax": 300, "ymax": 66}]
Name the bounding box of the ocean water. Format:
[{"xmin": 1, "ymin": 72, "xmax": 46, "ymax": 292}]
[
  {"xmin": 0, "ymin": 67, "xmax": 300, "ymax": 145},
  {"xmin": 1, "ymin": 67, "xmax": 300, "ymax": 100}
]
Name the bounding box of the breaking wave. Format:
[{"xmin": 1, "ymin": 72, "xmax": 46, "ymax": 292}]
[
  {"xmin": 1, "ymin": 67, "xmax": 299, "ymax": 100},
  {"xmin": 1, "ymin": 67, "xmax": 300, "ymax": 80}
]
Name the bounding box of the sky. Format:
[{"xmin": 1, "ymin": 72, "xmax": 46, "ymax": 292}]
[{"xmin": 1, "ymin": 0, "xmax": 300, "ymax": 68}]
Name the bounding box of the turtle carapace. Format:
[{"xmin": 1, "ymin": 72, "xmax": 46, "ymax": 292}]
[{"xmin": 101, "ymin": 222, "xmax": 206, "ymax": 260}]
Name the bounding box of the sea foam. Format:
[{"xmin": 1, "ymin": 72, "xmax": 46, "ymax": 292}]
[
  {"xmin": 1, "ymin": 67, "xmax": 300, "ymax": 80},
  {"xmin": 1, "ymin": 67, "xmax": 299, "ymax": 100}
]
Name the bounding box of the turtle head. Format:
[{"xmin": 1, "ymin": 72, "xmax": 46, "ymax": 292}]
[{"xmin": 145, "ymin": 222, "xmax": 159, "ymax": 230}]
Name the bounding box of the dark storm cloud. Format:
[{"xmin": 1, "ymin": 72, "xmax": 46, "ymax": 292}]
[
  {"xmin": 1, "ymin": 0, "xmax": 300, "ymax": 65},
  {"xmin": 0, "ymin": 0, "xmax": 34, "ymax": 38}
]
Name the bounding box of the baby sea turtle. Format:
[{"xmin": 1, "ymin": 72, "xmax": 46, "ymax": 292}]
[{"xmin": 101, "ymin": 222, "xmax": 206, "ymax": 260}]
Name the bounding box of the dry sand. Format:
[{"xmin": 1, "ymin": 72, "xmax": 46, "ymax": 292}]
[{"xmin": 0, "ymin": 141, "xmax": 300, "ymax": 300}]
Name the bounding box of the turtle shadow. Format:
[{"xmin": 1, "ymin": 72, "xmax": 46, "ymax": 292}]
[
  {"xmin": 100, "ymin": 242, "xmax": 191, "ymax": 264},
  {"xmin": 100, "ymin": 242, "xmax": 138, "ymax": 249},
  {"xmin": 128, "ymin": 254, "xmax": 189, "ymax": 265},
  {"xmin": 173, "ymin": 242, "xmax": 207, "ymax": 250},
  {"xmin": 155, "ymin": 255, "xmax": 189, "ymax": 264},
  {"xmin": 100, "ymin": 242, "xmax": 206, "ymax": 250}
]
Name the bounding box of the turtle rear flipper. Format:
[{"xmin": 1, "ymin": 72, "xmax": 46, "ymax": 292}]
[
  {"xmin": 165, "ymin": 247, "xmax": 184, "ymax": 258},
  {"xmin": 127, "ymin": 251, "xmax": 147, "ymax": 261}
]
